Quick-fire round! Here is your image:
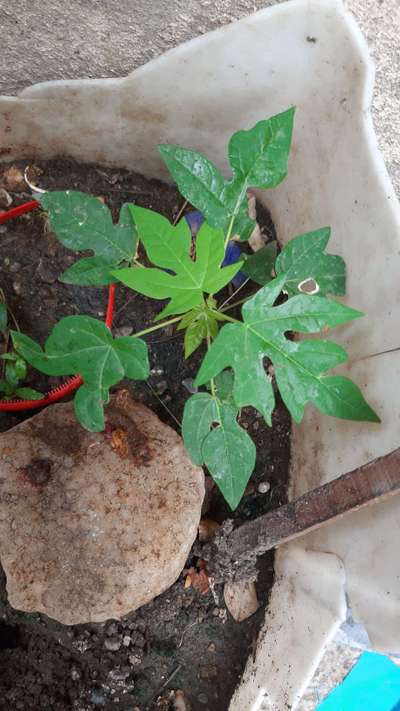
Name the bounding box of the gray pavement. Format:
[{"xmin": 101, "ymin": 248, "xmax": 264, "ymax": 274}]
[{"xmin": 0, "ymin": 0, "xmax": 399, "ymax": 192}]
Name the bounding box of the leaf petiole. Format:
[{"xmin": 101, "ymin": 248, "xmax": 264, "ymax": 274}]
[
  {"xmin": 206, "ymin": 334, "xmax": 217, "ymax": 398},
  {"xmin": 133, "ymin": 315, "xmax": 182, "ymax": 339},
  {"xmin": 223, "ymin": 211, "xmax": 237, "ymax": 252},
  {"xmin": 218, "ymin": 278, "xmax": 249, "ymax": 311},
  {"xmin": 220, "ymin": 296, "xmax": 251, "ymax": 313}
]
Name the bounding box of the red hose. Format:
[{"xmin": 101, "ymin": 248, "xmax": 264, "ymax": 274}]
[
  {"xmin": 0, "ymin": 201, "xmax": 116, "ymax": 411},
  {"xmin": 0, "ymin": 200, "xmax": 40, "ymax": 223}
]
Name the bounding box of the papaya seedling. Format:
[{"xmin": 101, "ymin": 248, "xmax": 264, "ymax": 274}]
[
  {"xmin": 0, "ymin": 351, "xmax": 43, "ymax": 401},
  {"xmin": 5, "ymin": 107, "xmax": 380, "ymax": 509},
  {"xmin": 0, "ymin": 298, "xmax": 43, "ymax": 401}
]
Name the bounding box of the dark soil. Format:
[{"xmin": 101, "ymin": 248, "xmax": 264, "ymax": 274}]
[{"xmin": 0, "ymin": 159, "xmax": 290, "ymax": 711}]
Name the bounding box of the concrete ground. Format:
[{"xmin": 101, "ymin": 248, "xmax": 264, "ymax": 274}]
[{"xmin": 0, "ymin": 0, "xmax": 399, "ymax": 191}]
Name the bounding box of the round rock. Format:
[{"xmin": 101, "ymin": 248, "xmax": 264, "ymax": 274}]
[{"xmin": 0, "ymin": 392, "xmax": 204, "ymax": 624}]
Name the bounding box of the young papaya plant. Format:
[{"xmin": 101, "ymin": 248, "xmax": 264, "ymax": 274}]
[
  {"xmin": 0, "ymin": 298, "xmax": 43, "ymax": 401},
  {"xmin": 7, "ymin": 107, "xmax": 380, "ymax": 510}
]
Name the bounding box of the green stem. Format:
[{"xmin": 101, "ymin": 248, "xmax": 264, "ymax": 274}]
[
  {"xmin": 223, "ymin": 212, "xmax": 236, "ymax": 252},
  {"xmin": 218, "ymin": 278, "xmax": 249, "ymax": 311},
  {"xmin": 207, "ymin": 334, "xmax": 217, "ymax": 397},
  {"xmin": 134, "ymin": 315, "xmax": 181, "ymax": 339},
  {"xmin": 215, "ymin": 312, "xmax": 240, "ymax": 325},
  {"xmin": 220, "ymin": 296, "xmax": 251, "ymax": 313},
  {"xmin": 223, "ymin": 183, "xmax": 248, "ymax": 251}
]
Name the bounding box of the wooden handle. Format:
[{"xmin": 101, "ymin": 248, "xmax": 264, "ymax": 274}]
[{"xmin": 205, "ymin": 448, "xmax": 400, "ymax": 581}]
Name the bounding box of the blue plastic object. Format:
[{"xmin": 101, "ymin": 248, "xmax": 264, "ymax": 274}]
[
  {"xmin": 316, "ymin": 652, "xmax": 400, "ymax": 711},
  {"xmin": 184, "ymin": 210, "xmax": 246, "ymax": 287}
]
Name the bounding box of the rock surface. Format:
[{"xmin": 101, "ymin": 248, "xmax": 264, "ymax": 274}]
[{"xmin": 0, "ymin": 392, "xmax": 204, "ymax": 624}]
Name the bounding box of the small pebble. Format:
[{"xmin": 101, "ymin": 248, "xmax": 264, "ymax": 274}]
[
  {"xmin": 114, "ymin": 325, "xmax": 133, "ymax": 338},
  {"xmin": 258, "ymin": 481, "xmax": 271, "ymax": 494},
  {"xmin": 182, "ymin": 377, "xmax": 198, "ymax": 394},
  {"xmin": 12, "ymin": 281, "xmax": 23, "ymax": 295},
  {"xmin": 71, "ymin": 668, "xmax": 80, "ymax": 681},
  {"xmin": 198, "ymin": 693, "xmax": 208, "ymax": 704},
  {"xmin": 3, "ymin": 166, "xmax": 25, "ymax": 192},
  {"xmin": 108, "ymin": 667, "xmax": 131, "ymax": 682},
  {"xmin": 199, "ymin": 665, "xmax": 218, "ymax": 680},
  {"xmin": 122, "ymin": 635, "xmax": 131, "ymax": 647},
  {"xmin": 90, "ymin": 691, "xmax": 106, "ymax": 706},
  {"xmin": 128, "ymin": 654, "xmax": 142, "ymax": 666},
  {"xmin": 212, "ymin": 607, "xmax": 220, "ymax": 617},
  {"xmin": 133, "ymin": 632, "xmax": 145, "ymax": 648},
  {"xmin": 0, "ymin": 189, "xmax": 12, "ymax": 208},
  {"xmin": 104, "ymin": 636, "xmax": 121, "ymax": 652},
  {"xmin": 73, "ymin": 638, "xmax": 91, "ymax": 653},
  {"xmin": 106, "ymin": 622, "xmax": 119, "ymax": 636},
  {"xmin": 154, "ymin": 379, "xmax": 168, "ymax": 396},
  {"xmin": 208, "ymin": 642, "xmax": 216, "ymax": 652}
]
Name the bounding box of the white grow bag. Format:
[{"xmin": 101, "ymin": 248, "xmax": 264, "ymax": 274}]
[{"xmin": 1, "ymin": 0, "xmax": 400, "ymax": 708}]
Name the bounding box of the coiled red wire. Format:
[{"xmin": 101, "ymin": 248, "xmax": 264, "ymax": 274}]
[{"xmin": 0, "ymin": 200, "xmax": 116, "ymax": 411}]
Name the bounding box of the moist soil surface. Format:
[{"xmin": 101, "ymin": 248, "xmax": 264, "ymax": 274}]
[{"xmin": 0, "ymin": 159, "xmax": 290, "ymax": 711}]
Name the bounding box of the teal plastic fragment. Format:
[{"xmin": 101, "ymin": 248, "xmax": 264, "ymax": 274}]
[{"xmin": 317, "ymin": 651, "xmax": 400, "ymax": 711}]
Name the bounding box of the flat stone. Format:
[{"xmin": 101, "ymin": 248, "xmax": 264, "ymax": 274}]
[{"xmin": 0, "ymin": 392, "xmax": 204, "ymax": 624}]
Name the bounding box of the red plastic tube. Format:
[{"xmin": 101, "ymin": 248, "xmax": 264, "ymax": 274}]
[
  {"xmin": 0, "ymin": 201, "xmax": 116, "ymax": 411},
  {"xmin": 0, "ymin": 200, "xmax": 40, "ymax": 223}
]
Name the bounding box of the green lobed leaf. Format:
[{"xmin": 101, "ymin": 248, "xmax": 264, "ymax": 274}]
[
  {"xmin": 0, "ymin": 353, "xmax": 18, "ymax": 361},
  {"xmin": 229, "ymin": 194, "xmax": 257, "ymax": 242},
  {"xmin": 38, "ymin": 192, "xmax": 137, "ymax": 285},
  {"xmin": 11, "ymin": 316, "xmax": 149, "ymax": 431},
  {"xmin": 183, "ymin": 315, "xmax": 218, "ymax": 359},
  {"xmin": 159, "ymin": 108, "xmax": 295, "ymax": 242},
  {"xmin": 275, "ymin": 227, "xmax": 346, "ymax": 297},
  {"xmin": 157, "ymin": 148, "xmax": 228, "ymax": 229},
  {"xmin": 228, "ymin": 108, "xmax": 295, "ymax": 189},
  {"xmin": 195, "ymin": 275, "xmax": 379, "ymax": 425},
  {"xmin": 182, "ymin": 392, "xmax": 256, "ymax": 509},
  {"xmin": 5, "ymin": 362, "xmax": 19, "ymax": 389},
  {"xmin": 113, "ymin": 212, "xmax": 242, "ymax": 320},
  {"xmin": 0, "ymin": 303, "xmax": 7, "ymax": 334},
  {"xmin": 74, "ymin": 384, "xmax": 105, "ymax": 432},
  {"xmin": 214, "ymin": 370, "xmax": 235, "ymax": 405},
  {"xmin": 182, "ymin": 392, "xmax": 218, "ymax": 465},
  {"xmin": 129, "ymin": 204, "xmax": 192, "ymax": 270},
  {"xmin": 0, "ymin": 379, "xmax": 13, "ymax": 396},
  {"xmin": 242, "ymin": 242, "xmax": 277, "ymax": 285},
  {"xmin": 202, "ymin": 404, "xmax": 256, "ymax": 510},
  {"xmin": 15, "ymin": 387, "xmax": 44, "ymax": 400},
  {"xmin": 60, "ymin": 256, "xmax": 120, "ymax": 286},
  {"xmin": 178, "ymin": 303, "xmax": 227, "ymax": 358}
]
